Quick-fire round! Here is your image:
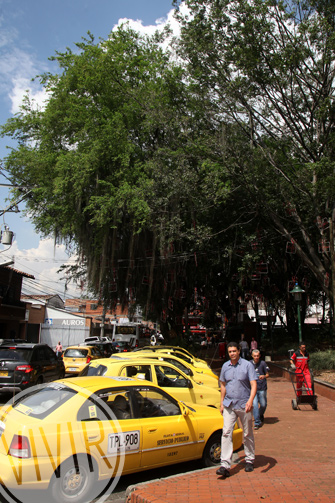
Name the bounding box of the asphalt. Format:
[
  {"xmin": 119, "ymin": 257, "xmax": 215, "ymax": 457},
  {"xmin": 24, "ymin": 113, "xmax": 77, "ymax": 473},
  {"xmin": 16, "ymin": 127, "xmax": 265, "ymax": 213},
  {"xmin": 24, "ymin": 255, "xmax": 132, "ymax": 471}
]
[{"xmin": 122, "ymin": 374, "xmax": 335, "ymax": 503}]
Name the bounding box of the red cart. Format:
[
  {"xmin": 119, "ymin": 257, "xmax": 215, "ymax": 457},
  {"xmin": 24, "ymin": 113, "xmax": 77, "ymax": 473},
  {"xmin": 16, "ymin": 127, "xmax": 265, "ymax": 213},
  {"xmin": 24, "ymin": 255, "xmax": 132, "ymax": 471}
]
[{"xmin": 289, "ymin": 369, "xmax": 318, "ymax": 410}]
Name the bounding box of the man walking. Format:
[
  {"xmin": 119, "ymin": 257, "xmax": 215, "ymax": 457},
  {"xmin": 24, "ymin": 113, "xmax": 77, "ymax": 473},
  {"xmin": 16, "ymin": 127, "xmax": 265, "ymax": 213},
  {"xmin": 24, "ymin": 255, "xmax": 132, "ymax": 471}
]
[
  {"xmin": 217, "ymin": 341, "xmax": 257, "ymax": 478},
  {"xmin": 251, "ymin": 349, "xmax": 269, "ymax": 429}
]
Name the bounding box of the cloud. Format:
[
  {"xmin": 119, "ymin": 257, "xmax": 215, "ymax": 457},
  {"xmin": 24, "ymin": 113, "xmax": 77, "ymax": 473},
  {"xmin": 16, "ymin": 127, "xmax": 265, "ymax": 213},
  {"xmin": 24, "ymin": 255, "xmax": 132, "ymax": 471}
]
[
  {"xmin": 1, "ymin": 238, "xmax": 82, "ymax": 299},
  {"xmin": 9, "ymin": 76, "xmax": 48, "ymax": 115},
  {"xmin": 112, "ymin": 6, "xmax": 185, "ymax": 39},
  {"xmin": 0, "ymin": 24, "xmax": 49, "ymax": 114}
]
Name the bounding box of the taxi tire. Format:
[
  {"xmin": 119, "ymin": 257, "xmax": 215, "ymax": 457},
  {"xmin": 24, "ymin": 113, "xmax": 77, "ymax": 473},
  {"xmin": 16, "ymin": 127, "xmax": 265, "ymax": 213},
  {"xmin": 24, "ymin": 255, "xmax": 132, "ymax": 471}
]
[
  {"xmin": 50, "ymin": 456, "xmax": 97, "ymax": 503},
  {"xmin": 202, "ymin": 432, "xmax": 221, "ymax": 467}
]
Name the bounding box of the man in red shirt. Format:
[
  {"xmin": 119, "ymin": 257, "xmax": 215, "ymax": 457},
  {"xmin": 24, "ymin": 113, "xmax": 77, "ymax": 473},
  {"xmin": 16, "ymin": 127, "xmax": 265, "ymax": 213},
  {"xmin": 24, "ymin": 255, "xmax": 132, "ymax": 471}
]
[{"xmin": 290, "ymin": 342, "xmax": 312, "ymax": 396}]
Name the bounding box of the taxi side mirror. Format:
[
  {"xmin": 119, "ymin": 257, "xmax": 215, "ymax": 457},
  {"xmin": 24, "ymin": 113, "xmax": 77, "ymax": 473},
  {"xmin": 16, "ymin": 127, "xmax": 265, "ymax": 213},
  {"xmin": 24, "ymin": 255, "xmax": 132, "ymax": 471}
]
[{"xmin": 187, "ymin": 380, "xmax": 193, "ymax": 389}]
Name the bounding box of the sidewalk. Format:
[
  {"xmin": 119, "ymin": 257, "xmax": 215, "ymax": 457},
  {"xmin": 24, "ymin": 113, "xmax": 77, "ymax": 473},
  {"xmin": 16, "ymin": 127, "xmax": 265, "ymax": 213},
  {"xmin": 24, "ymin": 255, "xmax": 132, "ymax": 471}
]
[{"xmin": 126, "ymin": 376, "xmax": 335, "ymax": 503}]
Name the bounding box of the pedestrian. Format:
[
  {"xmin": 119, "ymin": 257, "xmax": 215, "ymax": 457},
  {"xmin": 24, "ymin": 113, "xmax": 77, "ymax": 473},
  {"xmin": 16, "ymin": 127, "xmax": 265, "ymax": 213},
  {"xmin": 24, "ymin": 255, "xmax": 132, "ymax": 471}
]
[
  {"xmin": 239, "ymin": 334, "xmax": 249, "ymax": 359},
  {"xmin": 216, "ymin": 341, "xmax": 257, "ymax": 478},
  {"xmin": 55, "ymin": 341, "xmax": 63, "ymax": 357},
  {"xmin": 251, "ymin": 349, "xmax": 269, "ymax": 429},
  {"xmin": 250, "ymin": 337, "xmax": 258, "ymax": 351},
  {"xmin": 290, "ymin": 341, "xmax": 313, "ymax": 396},
  {"xmin": 219, "ymin": 339, "xmax": 226, "ymax": 359}
]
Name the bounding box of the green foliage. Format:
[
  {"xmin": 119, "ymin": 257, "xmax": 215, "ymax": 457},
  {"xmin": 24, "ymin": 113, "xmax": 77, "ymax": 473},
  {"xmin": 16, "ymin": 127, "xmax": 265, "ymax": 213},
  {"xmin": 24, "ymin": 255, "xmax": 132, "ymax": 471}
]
[
  {"xmin": 2, "ymin": 1, "xmax": 335, "ymax": 334},
  {"xmin": 310, "ymin": 350, "xmax": 335, "ymax": 371}
]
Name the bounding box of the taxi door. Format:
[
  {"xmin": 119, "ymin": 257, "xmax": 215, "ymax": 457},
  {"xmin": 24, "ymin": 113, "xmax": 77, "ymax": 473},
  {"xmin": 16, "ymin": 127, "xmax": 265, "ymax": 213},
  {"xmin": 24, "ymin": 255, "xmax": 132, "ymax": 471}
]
[
  {"xmin": 153, "ymin": 363, "xmax": 220, "ymax": 407},
  {"xmin": 76, "ymin": 389, "xmax": 142, "ymax": 478},
  {"xmin": 130, "ymin": 387, "xmax": 199, "ymax": 469}
]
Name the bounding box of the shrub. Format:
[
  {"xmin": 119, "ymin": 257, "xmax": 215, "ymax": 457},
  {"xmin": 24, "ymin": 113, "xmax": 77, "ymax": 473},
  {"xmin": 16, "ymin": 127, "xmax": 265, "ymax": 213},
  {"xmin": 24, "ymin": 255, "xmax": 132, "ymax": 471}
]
[{"xmin": 309, "ymin": 350, "xmax": 335, "ymax": 371}]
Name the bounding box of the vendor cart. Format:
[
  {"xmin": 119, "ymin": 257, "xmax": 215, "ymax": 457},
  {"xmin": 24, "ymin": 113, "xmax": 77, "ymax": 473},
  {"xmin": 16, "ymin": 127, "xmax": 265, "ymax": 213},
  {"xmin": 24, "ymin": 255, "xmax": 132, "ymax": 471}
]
[{"xmin": 289, "ymin": 369, "xmax": 318, "ymax": 410}]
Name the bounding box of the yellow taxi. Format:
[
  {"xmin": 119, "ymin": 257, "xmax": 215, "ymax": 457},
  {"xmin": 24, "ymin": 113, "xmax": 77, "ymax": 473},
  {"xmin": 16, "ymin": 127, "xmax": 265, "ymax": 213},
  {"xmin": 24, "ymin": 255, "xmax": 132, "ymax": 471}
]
[
  {"xmin": 107, "ymin": 351, "xmax": 219, "ymax": 388},
  {"xmin": 80, "ymin": 358, "xmax": 221, "ymax": 407},
  {"xmin": 0, "ymin": 377, "xmax": 243, "ymax": 503},
  {"xmin": 134, "ymin": 345, "xmax": 218, "ymax": 379},
  {"xmin": 62, "ymin": 345, "xmax": 102, "ymax": 375}
]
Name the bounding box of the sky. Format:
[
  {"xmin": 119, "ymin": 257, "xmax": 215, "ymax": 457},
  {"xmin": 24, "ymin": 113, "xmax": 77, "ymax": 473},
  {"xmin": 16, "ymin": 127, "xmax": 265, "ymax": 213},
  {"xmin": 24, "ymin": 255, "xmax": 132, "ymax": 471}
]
[{"xmin": 0, "ymin": 0, "xmax": 180, "ymax": 300}]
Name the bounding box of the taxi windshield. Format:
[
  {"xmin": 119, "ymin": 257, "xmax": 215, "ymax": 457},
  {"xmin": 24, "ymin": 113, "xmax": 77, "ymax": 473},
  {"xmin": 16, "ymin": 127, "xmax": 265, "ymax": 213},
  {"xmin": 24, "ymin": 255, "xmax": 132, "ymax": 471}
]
[{"xmin": 12, "ymin": 384, "xmax": 77, "ymax": 419}]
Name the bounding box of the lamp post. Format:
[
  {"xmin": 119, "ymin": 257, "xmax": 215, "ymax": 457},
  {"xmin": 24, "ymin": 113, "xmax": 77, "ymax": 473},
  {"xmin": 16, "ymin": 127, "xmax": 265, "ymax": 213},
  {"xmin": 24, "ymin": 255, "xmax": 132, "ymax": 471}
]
[
  {"xmin": 269, "ymin": 305, "xmax": 274, "ymax": 359},
  {"xmin": 290, "ymin": 283, "xmax": 305, "ymax": 344}
]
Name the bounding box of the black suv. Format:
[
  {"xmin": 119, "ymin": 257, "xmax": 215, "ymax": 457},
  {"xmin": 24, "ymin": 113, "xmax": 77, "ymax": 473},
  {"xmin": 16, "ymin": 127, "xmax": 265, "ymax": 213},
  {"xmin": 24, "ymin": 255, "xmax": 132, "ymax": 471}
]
[{"xmin": 0, "ymin": 343, "xmax": 65, "ymax": 393}]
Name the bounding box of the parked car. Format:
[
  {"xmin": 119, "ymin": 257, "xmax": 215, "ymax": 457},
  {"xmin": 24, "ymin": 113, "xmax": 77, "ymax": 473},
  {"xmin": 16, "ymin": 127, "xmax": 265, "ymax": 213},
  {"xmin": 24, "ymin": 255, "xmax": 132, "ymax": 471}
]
[
  {"xmin": 0, "ymin": 343, "xmax": 65, "ymax": 393},
  {"xmin": 79, "ymin": 341, "xmax": 116, "ymax": 357},
  {"xmin": 133, "ymin": 346, "xmax": 218, "ymax": 379},
  {"xmin": 62, "ymin": 345, "xmax": 102, "ymax": 375},
  {"xmin": 80, "ymin": 358, "xmax": 222, "ymax": 408},
  {"xmin": 106, "ymin": 351, "xmax": 219, "ymax": 388},
  {"xmin": 84, "ymin": 336, "xmax": 112, "ymax": 344},
  {"xmin": 111, "ymin": 341, "xmax": 132, "ymax": 353},
  {"xmin": 0, "ymin": 376, "xmax": 242, "ymax": 503}
]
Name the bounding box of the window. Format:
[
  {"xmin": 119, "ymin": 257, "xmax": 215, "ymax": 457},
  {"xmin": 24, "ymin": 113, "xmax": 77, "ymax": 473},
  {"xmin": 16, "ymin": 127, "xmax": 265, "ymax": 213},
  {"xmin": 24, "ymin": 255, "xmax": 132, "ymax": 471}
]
[
  {"xmin": 81, "ymin": 364, "xmax": 107, "ymax": 377},
  {"xmin": 125, "ymin": 365, "xmax": 151, "ymax": 381},
  {"xmin": 45, "ymin": 346, "xmax": 57, "ymax": 362},
  {"xmin": 155, "ymin": 365, "xmax": 189, "ymax": 388},
  {"xmin": 64, "ymin": 348, "xmax": 88, "ymax": 358},
  {"xmin": 13, "ymin": 384, "xmax": 77, "ymax": 419},
  {"xmin": 163, "ymin": 358, "xmax": 190, "ymax": 374},
  {"xmin": 34, "ymin": 347, "xmax": 47, "ymax": 362},
  {"xmin": 77, "ymin": 389, "xmax": 133, "ymax": 421},
  {"xmin": 132, "ymin": 388, "xmax": 180, "ymax": 418}
]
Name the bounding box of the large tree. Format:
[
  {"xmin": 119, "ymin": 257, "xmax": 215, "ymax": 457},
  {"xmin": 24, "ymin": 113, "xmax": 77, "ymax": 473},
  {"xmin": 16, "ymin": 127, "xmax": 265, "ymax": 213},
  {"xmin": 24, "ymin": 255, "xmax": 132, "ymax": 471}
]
[
  {"xmin": 173, "ymin": 0, "xmax": 335, "ymax": 318},
  {"xmin": 1, "ymin": 26, "xmax": 231, "ymax": 335}
]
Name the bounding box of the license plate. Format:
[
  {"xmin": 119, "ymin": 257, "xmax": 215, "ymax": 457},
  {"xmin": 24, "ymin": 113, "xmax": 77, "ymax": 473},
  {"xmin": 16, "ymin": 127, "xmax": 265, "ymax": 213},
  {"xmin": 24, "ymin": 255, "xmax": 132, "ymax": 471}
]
[
  {"xmin": 108, "ymin": 430, "xmax": 140, "ymax": 453},
  {"xmin": 68, "ymin": 367, "xmax": 78, "ymax": 371},
  {"xmin": 0, "ymin": 371, "xmax": 8, "ymax": 376}
]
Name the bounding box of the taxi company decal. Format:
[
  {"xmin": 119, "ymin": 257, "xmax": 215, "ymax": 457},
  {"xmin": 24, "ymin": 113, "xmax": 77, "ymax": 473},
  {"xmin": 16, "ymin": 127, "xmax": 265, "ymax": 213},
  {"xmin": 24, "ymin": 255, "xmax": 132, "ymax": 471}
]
[
  {"xmin": 107, "ymin": 430, "xmax": 140, "ymax": 453},
  {"xmin": 157, "ymin": 432, "xmax": 189, "ymax": 446}
]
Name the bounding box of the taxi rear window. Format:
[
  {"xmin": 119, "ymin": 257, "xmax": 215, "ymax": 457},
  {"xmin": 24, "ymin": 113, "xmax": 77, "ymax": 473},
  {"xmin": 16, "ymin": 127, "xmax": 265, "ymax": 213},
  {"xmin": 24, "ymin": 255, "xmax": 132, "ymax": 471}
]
[
  {"xmin": 12, "ymin": 384, "xmax": 77, "ymax": 419},
  {"xmin": 64, "ymin": 348, "xmax": 88, "ymax": 358}
]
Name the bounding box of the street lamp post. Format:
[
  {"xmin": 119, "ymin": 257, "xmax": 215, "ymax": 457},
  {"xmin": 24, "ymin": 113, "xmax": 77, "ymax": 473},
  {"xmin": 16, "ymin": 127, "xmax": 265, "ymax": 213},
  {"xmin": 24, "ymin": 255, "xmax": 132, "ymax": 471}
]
[{"xmin": 290, "ymin": 283, "xmax": 305, "ymax": 344}]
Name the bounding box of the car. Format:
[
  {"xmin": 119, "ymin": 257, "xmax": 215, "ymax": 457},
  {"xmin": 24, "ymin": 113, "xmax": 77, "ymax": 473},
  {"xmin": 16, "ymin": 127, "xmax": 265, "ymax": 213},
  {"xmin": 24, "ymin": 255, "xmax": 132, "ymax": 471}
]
[
  {"xmin": 62, "ymin": 345, "xmax": 103, "ymax": 375},
  {"xmin": 111, "ymin": 341, "xmax": 132, "ymax": 353},
  {"xmin": 84, "ymin": 336, "xmax": 112, "ymax": 344},
  {"xmin": 80, "ymin": 358, "xmax": 221, "ymax": 408},
  {"xmin": 133, "ymin": 345, "xmax": 218, "ymax": 379},
  {"xmin": 0, "ymin": 376, "xmax": 242, "ymax": 503},
  {"xmin": 0, "ymin": 343, "xmax": 65, "ymax": 393},
  {"xmin": 79, "ymin": 341, "xmax": 116, "ymax": 357},
  {"xmin": 105, "ymin": 351, "xmax": 220, "ymax": 388}
]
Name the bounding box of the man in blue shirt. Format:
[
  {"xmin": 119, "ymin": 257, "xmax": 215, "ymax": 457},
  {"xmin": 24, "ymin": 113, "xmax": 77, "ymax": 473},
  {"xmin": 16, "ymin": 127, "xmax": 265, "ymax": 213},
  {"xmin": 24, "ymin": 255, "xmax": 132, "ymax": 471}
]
[
  {"xmin": 251, "ymin": 349, "xmax": 269, "ymax": 429},
  {"xmin": 217, "ymin": 341, "xmax": 257, "ymax": 478}
]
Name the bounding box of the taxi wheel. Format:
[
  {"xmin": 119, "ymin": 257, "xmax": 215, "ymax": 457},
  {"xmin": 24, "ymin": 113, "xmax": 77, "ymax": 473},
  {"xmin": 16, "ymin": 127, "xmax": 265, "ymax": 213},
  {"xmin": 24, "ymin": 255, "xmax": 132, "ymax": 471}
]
[
  {"xmin": 50, "ymin": 456, "xmax": 97, "ymax": 503},
  {"xmin": 202, "ymin": 432, "xmax": 221, "ymax": 467}
]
